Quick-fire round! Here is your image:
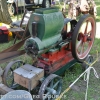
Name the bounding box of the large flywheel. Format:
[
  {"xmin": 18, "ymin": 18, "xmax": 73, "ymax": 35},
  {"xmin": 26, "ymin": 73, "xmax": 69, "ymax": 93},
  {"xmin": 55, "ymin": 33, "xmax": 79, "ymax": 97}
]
[{"xmin": 71, "ymin": 14, "xmax": 96, "ymax": 62}]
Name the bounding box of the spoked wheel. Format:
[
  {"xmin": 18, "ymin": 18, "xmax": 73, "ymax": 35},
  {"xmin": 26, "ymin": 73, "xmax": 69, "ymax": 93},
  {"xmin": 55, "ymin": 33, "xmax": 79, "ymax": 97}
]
[
  {"xmin": 82, "ymin": 55, "xmax": 93, "ymax": 70},
  {"xmin": 2, "ymin": 60, "xmax": 24, "ymax": 88},
  {"xmin": 72, "ymin": 14, "xmax": 96, "ymax": 62},
  {"xmin": 38, "ymin": 74, "xmax": 62, "ymax": 100}
]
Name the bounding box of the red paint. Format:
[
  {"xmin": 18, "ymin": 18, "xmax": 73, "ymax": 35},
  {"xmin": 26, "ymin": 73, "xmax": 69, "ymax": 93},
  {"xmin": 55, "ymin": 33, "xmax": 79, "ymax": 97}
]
[{"xmin": 36, "ymin": 43, "xmax": 74, "ymax": 74}]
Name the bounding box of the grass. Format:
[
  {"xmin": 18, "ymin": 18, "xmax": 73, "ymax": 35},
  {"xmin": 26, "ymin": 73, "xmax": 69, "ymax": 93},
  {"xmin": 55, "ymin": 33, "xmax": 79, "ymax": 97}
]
[{"xmin": 0, "ymin": 0, "xmax": 100, "ymax": 99}]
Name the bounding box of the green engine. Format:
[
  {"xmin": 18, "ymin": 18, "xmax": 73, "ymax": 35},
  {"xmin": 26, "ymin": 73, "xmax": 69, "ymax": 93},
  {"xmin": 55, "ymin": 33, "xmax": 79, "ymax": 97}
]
[{"xmin": 24, "ymin": 8, "xmax": 64, "ymax": 57}]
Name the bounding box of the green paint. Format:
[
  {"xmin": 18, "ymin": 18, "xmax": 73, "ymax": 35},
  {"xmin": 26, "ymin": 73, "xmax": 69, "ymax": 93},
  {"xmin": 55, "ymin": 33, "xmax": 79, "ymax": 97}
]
[
  {"xmin": 26, "ymin": 8, "xmax": 64, "ymax": 51},
  {"xmin": 35, "ymin": 8, "xmax": 59, "ymax": 14},
  {"xmin": 29, "ymin": 8, "xmax": 64, "ymax": 40}
]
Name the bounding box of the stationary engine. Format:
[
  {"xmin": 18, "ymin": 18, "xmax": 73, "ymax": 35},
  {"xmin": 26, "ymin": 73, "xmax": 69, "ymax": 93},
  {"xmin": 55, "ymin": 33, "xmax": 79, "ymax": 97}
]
[
  {"xmin": 2, "ymin": 8, "xmax": 96, "ymax": 100},
  {"xmin": 24, "ymin": 8, "xmax": 96, "ymax": 74}
]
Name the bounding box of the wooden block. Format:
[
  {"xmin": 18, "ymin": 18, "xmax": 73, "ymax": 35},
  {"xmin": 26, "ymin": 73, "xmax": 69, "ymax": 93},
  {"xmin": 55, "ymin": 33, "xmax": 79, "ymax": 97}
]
[
  {"xmin": 14, "ymin": 64, "xmax": 44, "ymax": 90},
  {"xmin": 0, "ymin": 84, "xmax": 13, "ymax": 95}
]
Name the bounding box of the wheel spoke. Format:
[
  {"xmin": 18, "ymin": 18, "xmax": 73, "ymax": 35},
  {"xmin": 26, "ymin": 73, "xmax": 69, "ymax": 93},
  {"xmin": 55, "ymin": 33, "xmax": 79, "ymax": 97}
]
[
  {"xmin": 86, "ymin": 41, "xmax": 90, "ymax": 49},
  {"xmin": 53, "ymin": 81, "xmax": 60, "ymax": 89},
  {"xmin": 89, "ymin": 23, "xmax": 92, "ymax": 36},
  {"xmin": 46, "ymin": 87, "xmax": 52, "ymax": 92},
  {"xmin": 76, "ymin": 40, "xmax": 82, "ymax": 50},
  {"xmin": 50, "ymin": 79, "xmax": 54, "ymax": 88},
  {"xmin": 80, "ymin": 42, "xmax": 84, "ymax": 55},
  {"xmin": 84, "ymin": 21, "xmax": 89, "ymax": 34}
]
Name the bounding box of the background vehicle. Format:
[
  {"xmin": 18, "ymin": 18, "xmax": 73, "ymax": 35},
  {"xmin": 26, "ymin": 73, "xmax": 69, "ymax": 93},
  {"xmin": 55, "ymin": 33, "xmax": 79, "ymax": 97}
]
[{"xmin": 7, "ymin": 0, "xmax": 51, "ymax": 15}]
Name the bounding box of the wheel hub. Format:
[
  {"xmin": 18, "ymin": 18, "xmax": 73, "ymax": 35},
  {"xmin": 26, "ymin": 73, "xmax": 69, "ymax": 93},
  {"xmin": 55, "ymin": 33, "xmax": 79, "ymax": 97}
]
[
  {"xmin": 78, "ymin": 33, "xmax": 92, "ymax": 42},
  {"xmin": 51, "ymin": 89, "xmax": 57, "ymax": 95},
  {"xmin": 46, "ymin": 87, "xmax": 57, "ymax": 95},
  {"xmin": 78, "ymin": 33, "xmax": 87, "ymax": 42}
]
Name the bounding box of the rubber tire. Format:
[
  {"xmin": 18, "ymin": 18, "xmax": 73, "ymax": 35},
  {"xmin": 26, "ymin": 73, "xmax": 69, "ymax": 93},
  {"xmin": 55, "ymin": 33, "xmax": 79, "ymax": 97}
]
[
  {"xmin": 8, "ymin": 3, "xmax": 16, "ymax": 16},
  {"xmin": 71, "ymin": 14, "xmax": 96, "ymax": 62},
  {"xmin": 42, "ymin": 0, "xmax": 51, "ymax": 8}
]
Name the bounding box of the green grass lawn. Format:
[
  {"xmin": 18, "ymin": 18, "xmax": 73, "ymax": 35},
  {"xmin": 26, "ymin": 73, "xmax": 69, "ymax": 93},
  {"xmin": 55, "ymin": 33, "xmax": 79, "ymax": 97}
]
[{"xmin": 0, "ymin": 0, "xmax": 100, "ymax": 99}]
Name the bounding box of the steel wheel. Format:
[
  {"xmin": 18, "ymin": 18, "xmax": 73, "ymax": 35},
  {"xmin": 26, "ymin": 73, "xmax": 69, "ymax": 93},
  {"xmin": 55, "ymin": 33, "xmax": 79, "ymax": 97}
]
[
  {"xmin": 82, "ymin": 55, "xmax": 93, "ymax": 70},
  {"xmin": 2, "ymin": 60, "xmax": 24, "ymax": 88},
  {"xmin": 38, "ymin": 74, "xmax": 62, "ymax": 100},
  {"xmin": 72, "ymin": 14, "xmax": 96, "ymax": 62}
]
